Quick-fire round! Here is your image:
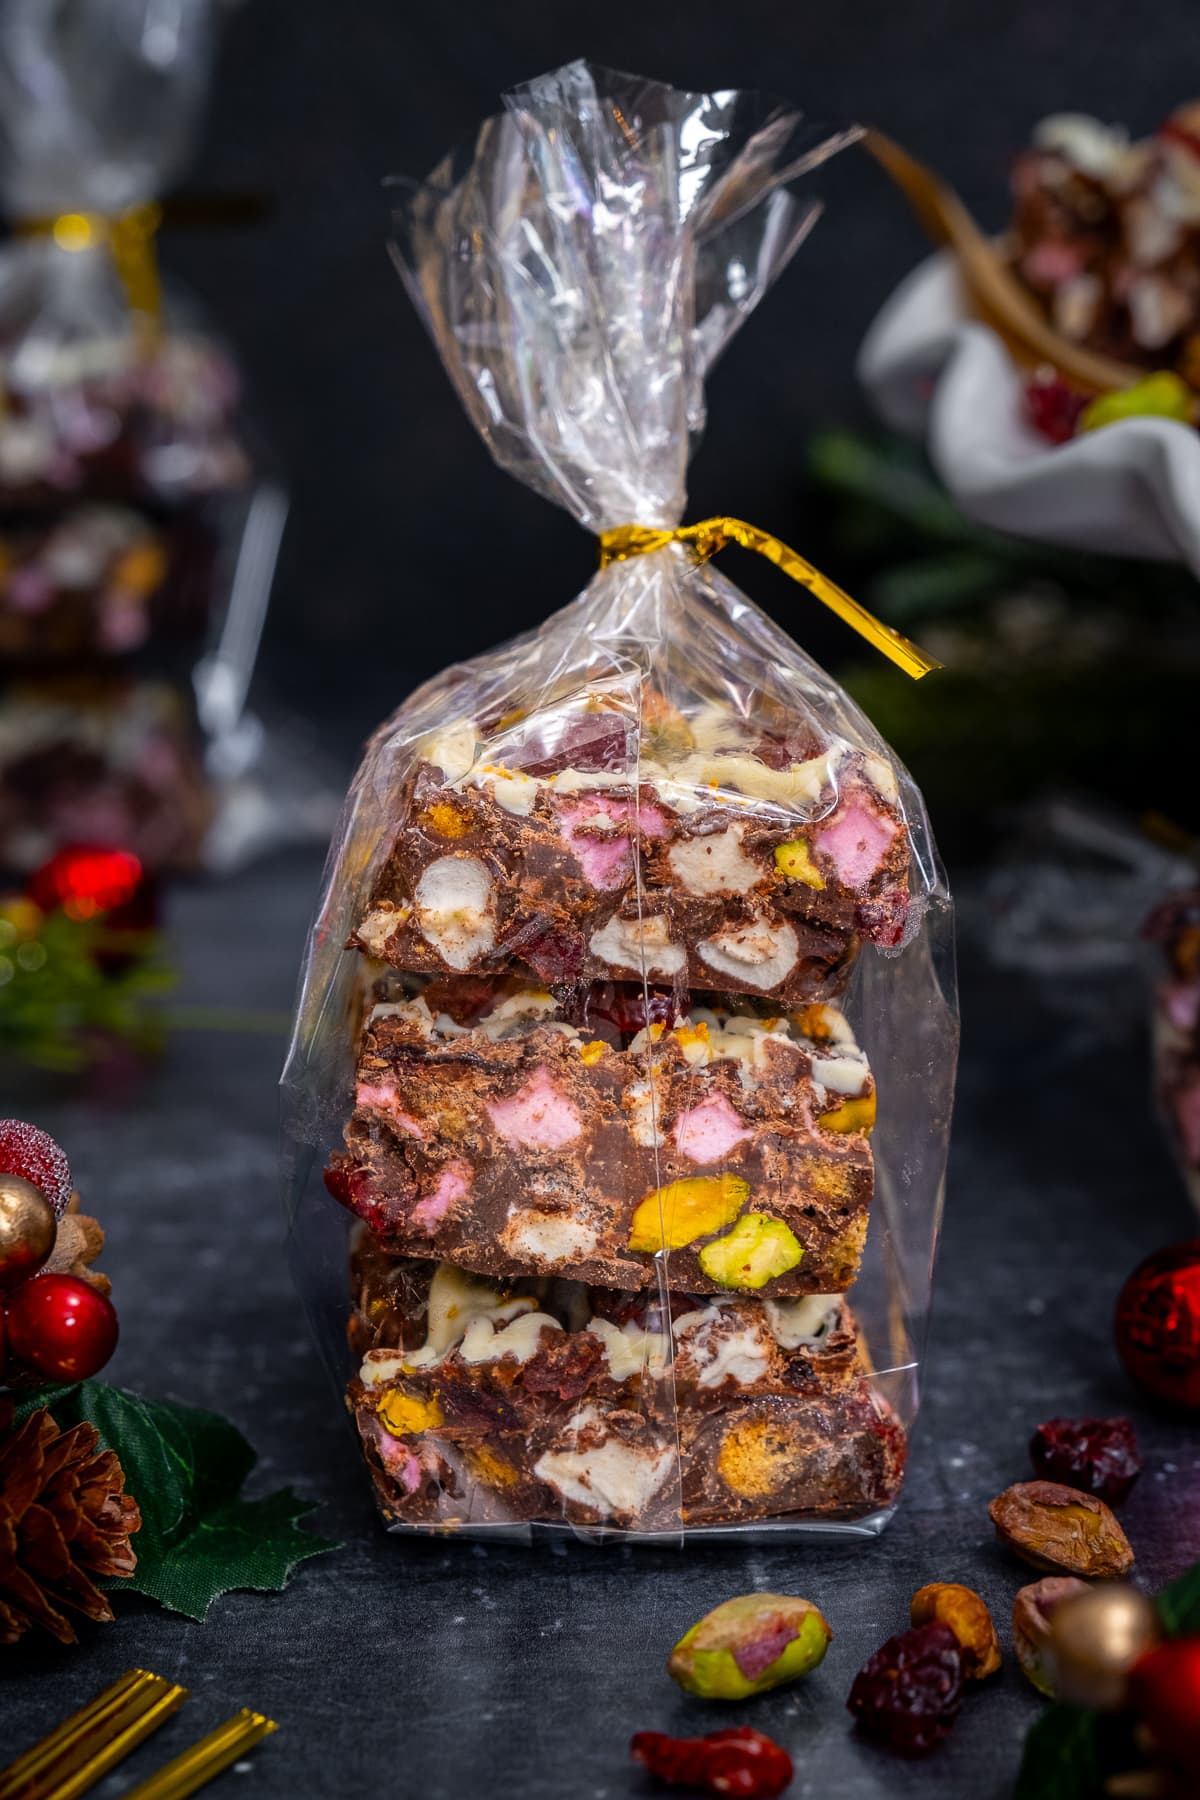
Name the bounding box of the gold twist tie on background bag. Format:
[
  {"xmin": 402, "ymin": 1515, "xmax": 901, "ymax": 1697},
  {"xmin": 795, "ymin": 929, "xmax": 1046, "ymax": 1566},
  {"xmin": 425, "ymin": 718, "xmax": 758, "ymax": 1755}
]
[
  {"xmin": 17, "ymin": 202, "xmax": 164, "ymax": 340},
  {"xmin": 598, "ymin": 517, "xmax": 941, "ymax": 680}
]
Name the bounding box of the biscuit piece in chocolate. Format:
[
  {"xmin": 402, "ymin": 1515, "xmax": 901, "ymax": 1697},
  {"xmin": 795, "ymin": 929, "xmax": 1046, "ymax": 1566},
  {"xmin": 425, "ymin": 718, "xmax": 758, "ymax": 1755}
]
[{"xmin": 327, "ymin": 979, "xmax": 875, "ymax": 1297}]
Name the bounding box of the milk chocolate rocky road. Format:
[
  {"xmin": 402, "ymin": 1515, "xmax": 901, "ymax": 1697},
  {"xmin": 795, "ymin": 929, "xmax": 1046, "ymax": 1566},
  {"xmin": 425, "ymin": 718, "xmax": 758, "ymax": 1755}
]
[
  {"xmin": 348, "ymin": 1249, "xmax": 906, "ymax": 1530},
  {"xmin": 352, "ymin": 690, "xmax": 911, "ymax": 1003},
  {"xmin": 326, "ymin": 977, "xmax": 876, "ymax": 1297}
]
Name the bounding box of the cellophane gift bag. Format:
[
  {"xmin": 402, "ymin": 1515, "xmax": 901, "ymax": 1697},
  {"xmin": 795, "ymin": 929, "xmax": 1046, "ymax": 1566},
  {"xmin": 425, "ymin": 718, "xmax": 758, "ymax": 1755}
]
[
  {"xmin": 0, "ymin": 0, "xmax": 287, "ymax": 874},
  {"xmin": 284, "ymin": 61, "xmax": 958, "ymax": 1540}
]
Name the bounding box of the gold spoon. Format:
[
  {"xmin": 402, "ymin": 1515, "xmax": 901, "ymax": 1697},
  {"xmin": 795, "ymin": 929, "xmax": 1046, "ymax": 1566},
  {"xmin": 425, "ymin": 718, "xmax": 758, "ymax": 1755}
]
[{"xmin": 864, "ymin": 127, "xmax": 1146, "ymax": 394}]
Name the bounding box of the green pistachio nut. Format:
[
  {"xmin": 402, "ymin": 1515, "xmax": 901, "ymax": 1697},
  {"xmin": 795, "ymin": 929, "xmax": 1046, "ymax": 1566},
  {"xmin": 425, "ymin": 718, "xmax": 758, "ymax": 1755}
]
[
  {"xmin": 697, "ymin": 1213, "xmax": 803, "ymax": 1289},
  {"xmin": 1079, "ymin": 370, "xmax": 1193, "ymax": 433},
  {"xmin": 668, "ymin": 1592, "xmax": 832, "ymax": 1699}
]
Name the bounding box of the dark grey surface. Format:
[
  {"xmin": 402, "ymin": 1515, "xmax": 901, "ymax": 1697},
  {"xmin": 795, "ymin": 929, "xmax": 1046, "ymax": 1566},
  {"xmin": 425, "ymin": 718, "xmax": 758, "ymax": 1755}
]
[{"xmin": 2, "ymin": 847, "xmax": 1200, "ymax": 1796}]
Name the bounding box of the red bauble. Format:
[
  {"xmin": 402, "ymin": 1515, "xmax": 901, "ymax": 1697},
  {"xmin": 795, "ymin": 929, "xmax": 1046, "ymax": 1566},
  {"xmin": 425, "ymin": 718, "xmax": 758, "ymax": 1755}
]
[
  {"xmin": 1115, "ymin": 1242, "xmax": 1200, "ymax": 1413},
  {"xmin": 26, "ymin": 844, "xmax": 144, "ymax": 922},
  {"xmin": 1128, "ymin": 1638, "xmax": 1200, "ymax": 1776},
  {"xmin": 6, "ymin": 1274, "xmax": 119, "ymax": 1380}
]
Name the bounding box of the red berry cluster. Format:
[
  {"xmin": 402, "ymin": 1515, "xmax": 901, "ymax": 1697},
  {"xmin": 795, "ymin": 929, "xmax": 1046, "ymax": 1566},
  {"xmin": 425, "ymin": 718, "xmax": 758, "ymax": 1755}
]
[{"xmin": 0, "ymin": 1121, "xmax": 118, "ymax": 1385}]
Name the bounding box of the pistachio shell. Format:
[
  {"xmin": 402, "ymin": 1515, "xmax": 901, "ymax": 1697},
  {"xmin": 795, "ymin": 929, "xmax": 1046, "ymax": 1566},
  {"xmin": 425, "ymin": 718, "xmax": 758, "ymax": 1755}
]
[{"xmin": 669, "ymin": 1593, "xmax": 832, "ymax": 1699}]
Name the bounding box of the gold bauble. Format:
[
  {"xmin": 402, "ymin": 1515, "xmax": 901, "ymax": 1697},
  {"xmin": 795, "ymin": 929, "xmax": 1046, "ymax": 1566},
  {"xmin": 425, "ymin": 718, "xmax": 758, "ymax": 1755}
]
[
  {"xmin": 0, "ymin": 1173, "xmax": 56, "ymax": 1290},
  {"xmin": 1046, "ymin": 1584, "xmax": 1161, "ymax": 1711}
]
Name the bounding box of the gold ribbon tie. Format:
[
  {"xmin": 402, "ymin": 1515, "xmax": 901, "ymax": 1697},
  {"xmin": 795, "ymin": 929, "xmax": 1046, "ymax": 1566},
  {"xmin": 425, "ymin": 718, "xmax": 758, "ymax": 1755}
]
[
  {"xmin": 17, "ymin": 202, "xmax": 164, "ymax": 334},
  {"xmin": 598, "ymin": 516, "xmax": 940, "ymax": 680}
]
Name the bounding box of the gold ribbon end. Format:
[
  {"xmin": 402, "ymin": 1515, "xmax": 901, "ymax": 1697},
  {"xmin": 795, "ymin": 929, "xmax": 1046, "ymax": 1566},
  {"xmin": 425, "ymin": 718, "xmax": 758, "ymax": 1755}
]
[{"xmin": 598, "ymin": 517, "xmax": 940, "ymax": 680}]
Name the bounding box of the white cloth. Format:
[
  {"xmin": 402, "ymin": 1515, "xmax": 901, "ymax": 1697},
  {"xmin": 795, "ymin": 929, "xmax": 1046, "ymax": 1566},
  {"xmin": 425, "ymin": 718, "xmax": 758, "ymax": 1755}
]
[{"xmin": 858, "ymin": 248, "xmax": 1200, "ymax": 572}]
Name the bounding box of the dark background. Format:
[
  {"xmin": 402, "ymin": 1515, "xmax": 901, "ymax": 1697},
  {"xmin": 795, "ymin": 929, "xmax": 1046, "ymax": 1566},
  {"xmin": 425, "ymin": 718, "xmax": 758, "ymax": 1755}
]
[
  {"xmin": 159, "ymin": 0, "xmax": 1195, "ymax": 749},
  {"xmin": 6, "ymin": 13, "xmax": 1200, "ymax": 1794}
]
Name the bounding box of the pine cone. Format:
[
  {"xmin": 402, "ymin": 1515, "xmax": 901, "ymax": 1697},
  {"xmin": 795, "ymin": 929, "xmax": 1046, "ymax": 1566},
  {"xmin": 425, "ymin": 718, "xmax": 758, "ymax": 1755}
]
[{"xmin": 0, "ymin": 1398, "xmax": 140, "ymax": 1645}]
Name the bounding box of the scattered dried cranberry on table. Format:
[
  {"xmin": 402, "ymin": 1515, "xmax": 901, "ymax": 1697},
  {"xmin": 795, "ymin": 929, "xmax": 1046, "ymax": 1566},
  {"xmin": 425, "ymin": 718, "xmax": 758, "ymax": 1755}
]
[
  {"xmin": 631, "ymin": 1727, "xmax": 793, "ymax": 1798},
  {"xmin": 846, "ymin": 1622, "xmax": 964, "ymax": 1755},
  {"xmin": 1029, "ymin": 1415, "xmax": 1143, "ymax": 1504}
]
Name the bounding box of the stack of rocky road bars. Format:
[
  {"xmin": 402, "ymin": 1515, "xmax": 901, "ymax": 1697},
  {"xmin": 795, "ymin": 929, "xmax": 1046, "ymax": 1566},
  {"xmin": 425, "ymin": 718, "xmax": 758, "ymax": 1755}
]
[{"xmin": 324, "ymin": 689, "xmax": 913, "ymax": 1532}]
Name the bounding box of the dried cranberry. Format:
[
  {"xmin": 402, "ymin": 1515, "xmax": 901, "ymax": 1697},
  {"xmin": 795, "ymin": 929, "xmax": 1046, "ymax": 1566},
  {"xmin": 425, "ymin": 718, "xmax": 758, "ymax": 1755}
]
[
  {"xmin": 522, "ymin": 927, "xmax": 586, "ymax": 983},
  {"xmin": 581, "ymin": 982, "xmax": 676, "ymax": 1036},
  {"xmin": 1023, "ymin": 371, "xmax": 1087, "ymax": 444},
  {"xmin": 847, "ymin": 1622, "xmax": 964, "ymax": 1755},
  {"xmin": 324, "ymin": 1159, "xmax": 388, "ymax": 1229},
  {"xmin": 750, "ymin": 723, "xmax": 826, "ymax": 771},
  {"xmin": 514, "ymin": 718, "xmax": 632, "ymax": 777},
  {"xmin": 854, "ymin": 889, "xmax": 909, "ymax": 948},
  {"xmin": 631, "ymin": 1727, "xmax": 793, "ymax": 1798},
  {"xmin": 1029, "ymin": 1416, "xmax": 1142, "ymax": 1505}
]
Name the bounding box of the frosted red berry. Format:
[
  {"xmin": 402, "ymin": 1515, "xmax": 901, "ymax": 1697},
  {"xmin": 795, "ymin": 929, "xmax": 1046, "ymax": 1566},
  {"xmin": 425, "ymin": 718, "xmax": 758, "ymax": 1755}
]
[
  {"xmin": 0, "ymin": 1121, "xmax": 72, "ymax": 1219},
  {"xmin": 847, "ymin": 1622, "xmax": 964, "ymax": 1755},
  {"xmin": 1029, "ymin": 1415, "xmax": 1142, "ymax": 1504},
  {"xmin": 631, "ymin": 1727, "xmax": 793, "ymax": 1798},
  {"xmin": 1024, "ymin": 371, "xmax": 1087, "ymax": 444}
]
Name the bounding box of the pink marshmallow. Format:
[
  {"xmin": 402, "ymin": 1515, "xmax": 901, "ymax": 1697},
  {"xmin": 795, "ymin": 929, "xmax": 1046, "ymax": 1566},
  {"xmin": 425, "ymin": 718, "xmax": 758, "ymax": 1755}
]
[
  {"xmin": 557, "ymin": 797, "xmax": 633, "ymax": 891},
  {"xmin": 487, "ymin": 1066, "xmax": 582, "ymax": 1149},
  {"xmin": 672, "ymin": 1092, "xmax": 754, "ymax": 1164},
  {"xmin": 411, "ymin": 1161, "xmax": 471, "ymax": 1232},
  {"xmin": 1165, "ymin": 982, "xmax": 1200, "ymax": 1034},
  {"xmin": 635, "ymin": 801, "xmax": 669, "ymax": 838},
  {"xmin": 815, "ymin": 799, "xmax": 898, "ymax": 890},
  {"xmin": 376, "ymin": 1429, "xmax": 423, "ymax": 1492},
  {"xmin": 1023, "ymin": 241, "xmax": 1088, "ymax": 286},
  {"xmin": 355, "ymin": 1080, "xmax": 425, "ymax": 1137}
]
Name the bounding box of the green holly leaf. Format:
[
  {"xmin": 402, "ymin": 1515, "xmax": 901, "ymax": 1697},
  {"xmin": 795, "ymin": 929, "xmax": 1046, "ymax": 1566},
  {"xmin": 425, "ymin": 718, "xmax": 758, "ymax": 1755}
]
[
  {"xmin": 13, "ymin": 1379, "xmax": 338, "ymax": 1622},
  {"xmin": 1156, "ymin": 1559, "xmax": 1200, "ymax": 1637},
  {"xmin": 125, "ymin": 1486, "xmax": 335, "ymax": 1621},
  {"xmin": 1014, "ymin": 1705, "xmax": 1104, "ymax": 1800}
]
